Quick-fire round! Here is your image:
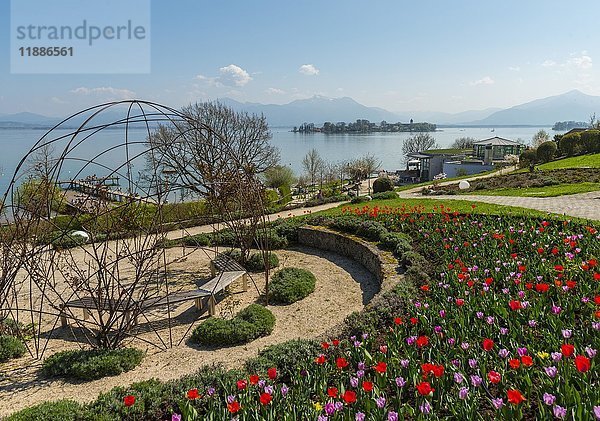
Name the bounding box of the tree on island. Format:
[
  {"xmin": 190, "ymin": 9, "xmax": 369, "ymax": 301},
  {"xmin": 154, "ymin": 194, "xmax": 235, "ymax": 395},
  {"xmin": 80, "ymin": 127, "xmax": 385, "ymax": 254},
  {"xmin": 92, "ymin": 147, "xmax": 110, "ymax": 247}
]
[
  {"xmin": 402, "ymin": 133, "xmax": 438, "ymax": 155},
  {"xmin": 451, "ymin": 137, "xmax": 477, "ymax": 149}
]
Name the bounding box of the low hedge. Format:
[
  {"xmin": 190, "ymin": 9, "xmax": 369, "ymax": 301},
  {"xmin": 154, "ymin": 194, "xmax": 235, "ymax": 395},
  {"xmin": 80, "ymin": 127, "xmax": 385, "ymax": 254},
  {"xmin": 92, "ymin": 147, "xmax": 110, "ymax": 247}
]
[
  {"xmin": 245, "ymin": 252, "xmax": 280, "ymax": 272},
  {"xmin": 371, "ymin": 190, "xmax": 398, "ymax": 200},
  {"xmin": 269, "ymin": 267, "xmax": 316, "ymax": 304},
  {"xmin": 245, "ymin": 339, "xmax": 321, "ymax": 381},
  {"xmin": 191, "ymin": 304, "xmax": 275, "ymax": 347},
  {"xmin": 5, "ymin": 400, "xmax": 84, "ymax": 421},
  {"xmin": 42, "ymin": 348, "xmax": 144, "ymax": 381},
  {"xmin": 0, "ymin": 334, "xmax": 26, "ymax": 362}
]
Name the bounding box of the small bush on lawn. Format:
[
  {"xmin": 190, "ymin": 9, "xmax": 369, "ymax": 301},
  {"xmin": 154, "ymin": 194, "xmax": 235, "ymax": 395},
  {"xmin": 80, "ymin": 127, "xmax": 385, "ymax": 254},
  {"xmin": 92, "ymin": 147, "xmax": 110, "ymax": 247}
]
[
  {"xmin": 245, "ymin": 252, "xmax": 280, "ymax": 272},
  {"xmin": 42, "ymin": 348, "xmax": 144, "ymax": 381},
  {"xmin": 371, "ymin": 190, "xmax": 397, "ymax": 200},
  {"xmin": 350, "ymin": 195, "xmax": 371, "ymax": 204},
  {"xmin": 269, "ymin": 267, "xmax": 316, "ymax": 304},
  {"xmin": 181, "ymin": 233, "xmax": 211, "ymax": 247},
  {"xmin": 5, "ymin": 400, "xmax": 84, "ymax": 421},
  {"xmin": 0, "ymin": 334, "xmax": 26, "ymax": 362},
  {"xmin": 372, "ymin": 177, "xmax": 394, "ymax": 193},
  {"xmin": 191, "ymin": 304, "xmax": 275, "ymax": 347},
  {"xmin": 245, "ymin": 339, "xmax": 321, "ymax": 381}
]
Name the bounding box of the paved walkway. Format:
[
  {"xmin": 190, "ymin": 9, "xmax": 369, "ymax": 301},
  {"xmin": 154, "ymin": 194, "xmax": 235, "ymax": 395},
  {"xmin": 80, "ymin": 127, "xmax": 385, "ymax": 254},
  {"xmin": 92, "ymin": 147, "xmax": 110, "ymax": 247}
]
[{"xmin": 398, "ymin": 190, "xmax": 600, "ymax": 221}]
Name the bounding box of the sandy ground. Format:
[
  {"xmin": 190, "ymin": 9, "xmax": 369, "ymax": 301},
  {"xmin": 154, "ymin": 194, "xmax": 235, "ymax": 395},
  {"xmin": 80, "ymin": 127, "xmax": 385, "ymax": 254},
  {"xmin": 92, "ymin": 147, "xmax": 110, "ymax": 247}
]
[{"xmin": 0, "ymin": 246, "xmax": 377, "ymax": 417}]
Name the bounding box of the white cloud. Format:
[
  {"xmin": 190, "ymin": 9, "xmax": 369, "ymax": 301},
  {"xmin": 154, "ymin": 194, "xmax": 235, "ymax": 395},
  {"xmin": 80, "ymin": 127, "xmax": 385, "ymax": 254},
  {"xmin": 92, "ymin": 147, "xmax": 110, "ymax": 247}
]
[
  {"xmin": 51, "ymin": 96, "xmax": 67, "ymax": 104},
  {"xmin": 508, "ymin": 66, "xmax": 521, "ymax": 71},
  {"xmin": 299, "ymin": 64, "xmax": 319, "ymax": 76},
  {"xmin": 218, "ymin": 64, "xmax": 252, "ymax": 87},
  {"xmin": 542, "ymin": 60, "xmax": 557, "ymax": 67},
  {"xmin": 265, "ymin": 87, "xmax": 285, "ymax": 95},
  {"xmin": 470, "ymin": 76, "xmax": 495, "ymax": 86},
  {"xmin": 70, "ymin": 87, "xmax": 135, "ymax": 99},
  {"xmin": 569, "ymin": 54, "xmax": 592, "ymax": 70}
]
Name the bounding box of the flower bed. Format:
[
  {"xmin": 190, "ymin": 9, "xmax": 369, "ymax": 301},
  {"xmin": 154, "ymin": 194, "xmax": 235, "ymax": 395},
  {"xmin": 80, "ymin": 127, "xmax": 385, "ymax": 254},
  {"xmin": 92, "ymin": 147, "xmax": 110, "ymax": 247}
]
[{"xmin": 7, "ymin": 205, "xmax": 600, "ymax": 420}]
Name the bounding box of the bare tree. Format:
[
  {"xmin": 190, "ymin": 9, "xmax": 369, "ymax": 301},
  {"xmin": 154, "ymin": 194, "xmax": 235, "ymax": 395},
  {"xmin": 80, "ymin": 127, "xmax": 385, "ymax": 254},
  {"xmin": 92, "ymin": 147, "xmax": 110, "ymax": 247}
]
[
  {"xmin": 147, "ymin": 101, "xmax": 279, "ymax": 198},
  {"xmin": 302, "ymin": 148, "xmax": 324, "ymax": 187},
  {"xmin": 451, "ymin": 137, "xmax": 477, "ymax": 149},
  {"xmin": 531, "ymin": 130, "xmax": 550, "ymax": 148},
  {"xmin": 402, "ymin": 133, "xmax": 438, "ymax": 155}
]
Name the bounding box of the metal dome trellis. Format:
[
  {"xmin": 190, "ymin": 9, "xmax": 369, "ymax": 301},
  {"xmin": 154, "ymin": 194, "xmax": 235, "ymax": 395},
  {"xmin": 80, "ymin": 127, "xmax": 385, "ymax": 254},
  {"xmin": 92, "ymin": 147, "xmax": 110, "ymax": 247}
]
[{"xmin": 0, "ymin": 100, "xmax": 270, "ymax": 356}]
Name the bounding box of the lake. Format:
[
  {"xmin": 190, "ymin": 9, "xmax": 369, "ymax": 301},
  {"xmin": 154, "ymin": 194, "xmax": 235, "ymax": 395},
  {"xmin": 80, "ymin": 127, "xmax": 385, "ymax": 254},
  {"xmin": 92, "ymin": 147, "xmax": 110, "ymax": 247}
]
[{"xmin": 0, "ymin": 126, "xmax": 557, "ymax": 195}]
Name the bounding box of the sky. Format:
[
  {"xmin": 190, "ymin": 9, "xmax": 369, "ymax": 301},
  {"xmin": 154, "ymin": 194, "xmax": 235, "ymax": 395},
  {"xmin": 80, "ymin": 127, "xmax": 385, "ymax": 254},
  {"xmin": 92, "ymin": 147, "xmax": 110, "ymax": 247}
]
[{"xmin": 1, "ymin": 0, "xmax": 600, "ymax": 116}]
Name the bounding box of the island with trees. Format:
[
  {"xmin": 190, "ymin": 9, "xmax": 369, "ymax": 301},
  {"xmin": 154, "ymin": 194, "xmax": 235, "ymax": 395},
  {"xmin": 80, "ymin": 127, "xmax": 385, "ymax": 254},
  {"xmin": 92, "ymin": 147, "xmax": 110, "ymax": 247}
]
[
  {"xmin": 552, "ymin": 120, "xmax": 589, "ymax": 131},
  {"xmin": 293, "ymin": 119, "xmax": 436, "ymax": 134}
]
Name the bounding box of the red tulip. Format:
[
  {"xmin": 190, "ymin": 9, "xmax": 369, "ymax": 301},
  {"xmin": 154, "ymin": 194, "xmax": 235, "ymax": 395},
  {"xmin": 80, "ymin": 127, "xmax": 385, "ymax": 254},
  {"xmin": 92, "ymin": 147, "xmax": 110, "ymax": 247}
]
[
  {"xmin": 482, "ymin": 338, "xmax": 494, "ymax": 351},
  {"xmin": 249, "ymin": 375, "xmax": 259, "ymax": 385},
  {"xmin": 487, "ymin": 370, "xmax": 501, "ymax": 384},
  {"xmin": 123, "ymin": 395, "xmax": 135, "ymax": 407},
  {"xmin": 561, "ymin": 344, "xmax": 575, "ymax": 358},
  {"xmin": 327, "ymin": 387, "xmax": 338, "ymax": 397},
  {"xmin": 394, "ymin": 317, "xmax": 403, "ymax": 325},
  {"xmin": 374, "ymin": 361, "xmax": 387, "ymax": 373},
  {"xmin": 509, "ymin": 359, "xmax": 520, "ymax": 369},
  {"xmin": 315, "ymin": 354, "xmax": 326, "ymax": 365},
  {"xmin": 521, "ymin": 355, "xmax": 533, "ymax": 367},
  {"xmin": 362, "ymin": 381, "xmax": 374, "ymax": 392},
  {"xmin": 267, "ymin": 367, "xmax": 277, "ymax": 380},
  {"xmin": 509, "ymin": 300, "xmax": 522, "ymax": 311},
  {"xmin": 507, "ymin": 389, "xmax": 526, "ymax": 405},
  {"xmin": 237, "ymin": 379, "xmax": 247, "ymax": 390},
  {"xmin": 227, "ymin": 401, "xmax": 241, "ymax": 413},
  {"xmin": 259, "ymin": 393, "xmax": 272, "ymax": 405},
  {"xmin": 416, "ymin": 335, "xmax": 429, "ymax": 348},
  {"xmin": 416, "ymin": 381, "xmax": 434, "ymax": 396},
  {"xmin": 187, "ymin": 388, "xmax": 200, "ymax": 400},
  {"xmin": 342, "ymin": 390, "xmax": 357, "ymax": 404},
  {"xmin": 575, "ymin": 355, "xmax": 591, "ymax": 373},
  {"xmin": 336, "ymin": 357, "xmax": 349, "ymax": 369}
]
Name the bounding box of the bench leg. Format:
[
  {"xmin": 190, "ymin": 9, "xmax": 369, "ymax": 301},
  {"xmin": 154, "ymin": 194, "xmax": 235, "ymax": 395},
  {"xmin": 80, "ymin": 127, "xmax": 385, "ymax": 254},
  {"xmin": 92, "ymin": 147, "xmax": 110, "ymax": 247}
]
[
  {"xmin": 208, "ymin": 296, "xmax": 216, "ymax": 316},
  {"xmin": 60, "ymin": 312, "xmax": 68, "ymax": 327},
  {"xmin": 242, "ymin": 273, "xmax": 248, "ymax": 292},
  {"xmin": 210, "ymin": 262, "xmax": 216, "ymax": 277},
  {"xmin": 83, "ymin": 308, "xmax": 91, "ymax": 321},
  {"xmin": 195, "ymin": 297, "xmax": 203, "ymax": 310}
]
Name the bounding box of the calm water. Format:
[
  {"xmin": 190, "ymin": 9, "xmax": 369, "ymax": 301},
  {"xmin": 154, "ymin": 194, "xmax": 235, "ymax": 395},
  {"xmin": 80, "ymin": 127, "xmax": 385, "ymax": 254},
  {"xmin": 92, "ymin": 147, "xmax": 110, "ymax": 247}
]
[{"xmin": 0, "ymin": 126, "xmax": 557, "ymax": 194}]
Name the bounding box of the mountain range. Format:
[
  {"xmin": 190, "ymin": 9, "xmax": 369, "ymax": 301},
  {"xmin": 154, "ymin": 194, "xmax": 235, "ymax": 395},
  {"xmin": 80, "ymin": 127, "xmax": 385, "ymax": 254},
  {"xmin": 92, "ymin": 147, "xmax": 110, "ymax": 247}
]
[{"xmin": 1, "ymin": 90, "xmax": 599, "ymax": 128}]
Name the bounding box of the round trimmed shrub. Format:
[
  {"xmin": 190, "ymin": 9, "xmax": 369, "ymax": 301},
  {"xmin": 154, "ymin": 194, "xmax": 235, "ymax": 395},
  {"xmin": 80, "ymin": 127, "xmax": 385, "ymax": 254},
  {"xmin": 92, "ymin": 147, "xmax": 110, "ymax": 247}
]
[
  {"xmin": 372, "ymin": 177, "xmax": 394, "ymax": 193},
  {"xmin": 245, "ymin": 339, "xmax": 321, "ymax": 380},
  {"xmin": 536, "ymin": 141, "xmax": 557, "ymax": 163},
  {"xmin": 191, "ymin": 304, "xmax": 275, "ymax": 347},
  {"xmin": 0, "ymin": 335, "xmax": 26, "ymax": 362},
  {"xmin": 269, "ymin": 267, "xmax": 316, "ymax": 304},
  {"xmin": 42, "ymin": 347, "xmax": 144, "ymax": 380},
  {"xmin": 245, "ymin": 252, "xmax": 279, "ymax": 272}
]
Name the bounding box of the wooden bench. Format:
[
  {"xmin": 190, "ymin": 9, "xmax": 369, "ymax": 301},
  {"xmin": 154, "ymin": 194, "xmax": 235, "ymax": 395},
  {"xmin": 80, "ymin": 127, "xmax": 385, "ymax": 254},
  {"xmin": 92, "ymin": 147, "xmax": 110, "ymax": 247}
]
[
  {"xmin": 60, "ymin": 270, "xmax": 248, "ymax": 327},
  {"xmin": 210, "ymin": 253, "xmax": 246, "ymax": 275}
]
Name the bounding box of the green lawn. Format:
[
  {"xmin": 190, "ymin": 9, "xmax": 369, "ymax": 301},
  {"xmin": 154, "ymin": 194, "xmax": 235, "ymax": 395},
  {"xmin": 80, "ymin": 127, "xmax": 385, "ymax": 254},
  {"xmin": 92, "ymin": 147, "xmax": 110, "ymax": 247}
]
[
  {"xmin": 318, "ymin": 196, "xmax": 571, "ymax": 220},
  {"xmin": 537, "ymin": 153, "xmax": 600, "ymax": 170},
  {"xmin": 466, "ymin": 182, "xmax": 600, "ymax": 198}
]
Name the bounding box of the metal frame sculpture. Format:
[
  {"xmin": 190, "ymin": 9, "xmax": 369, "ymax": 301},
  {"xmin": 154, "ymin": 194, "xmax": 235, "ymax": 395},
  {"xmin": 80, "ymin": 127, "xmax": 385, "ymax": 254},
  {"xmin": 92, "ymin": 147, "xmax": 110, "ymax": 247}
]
[{"xmin": 0, "ymin": 100, "xmax": 270, "ymax": 357}]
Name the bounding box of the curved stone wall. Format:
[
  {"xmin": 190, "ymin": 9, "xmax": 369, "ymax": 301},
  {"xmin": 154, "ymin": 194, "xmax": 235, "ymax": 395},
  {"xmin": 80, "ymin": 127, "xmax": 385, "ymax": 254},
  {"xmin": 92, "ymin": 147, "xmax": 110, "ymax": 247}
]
[{"xmin": 297, "ymin": 226, "xmax": 401, "ymax": 291}]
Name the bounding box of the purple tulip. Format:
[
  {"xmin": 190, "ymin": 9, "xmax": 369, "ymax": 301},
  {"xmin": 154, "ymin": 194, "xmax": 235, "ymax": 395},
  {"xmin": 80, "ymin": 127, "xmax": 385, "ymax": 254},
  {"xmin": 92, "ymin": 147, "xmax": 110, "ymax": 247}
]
[
  {"xmin": 553, "ymin": 405, "xmax": 567, "ymax": 419},
  {"xmin": 355, "ymin": 413, "xmax": 366, "ymax": 421},
  {"xmin": 420, "ymin": 401, "xmax": 432, "ymax": 414},
  {"xmin": 459, "ymin": 387, "xmax": 469, "ymax": 400},
  {"xmin": 545, "ymin": 366, "xmax": 558, "ymax": 378},
  {"xmin": 375, "ymin": 396, "xmax": 386, "ymax": 408},
  {"xmin": 388, "ymin": 411, "xmax": 399, "ymax": 421},
  {"xmin": 395, "ymin": 376, "xmax": 406, "ymax": 387},
  {"xmin": 492, "ymin": 398, "xmax": 504, "ymax": 409},
  {"xmin": 543, "ymin": 393, "xmax": 556, "ymax": 405}
]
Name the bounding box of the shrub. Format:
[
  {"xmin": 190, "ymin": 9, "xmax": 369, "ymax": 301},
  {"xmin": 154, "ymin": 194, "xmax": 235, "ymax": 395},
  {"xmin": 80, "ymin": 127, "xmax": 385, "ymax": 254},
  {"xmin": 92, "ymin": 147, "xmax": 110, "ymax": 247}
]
[
  {"xmin": 255, "ymin": 230, "xmax": 288, "ymax": 250},
  {"xmin": 245, "ymin": 252, "xmax": 280, "ymax": 272},
  {"xmin": 379, "ymin": 232, "xmax": 411, "ymax": 257},
  {"xmin": 304, "ymin": 194, "xmax": 348, "ymax": 207},
  {"xmin": 191, "ymin": 304, "xmax": 275, "ymax": 347},
  {"xmin": 5, "ymin": 400, "xmax": 84, "ymax": 421},
  {"xmin": 181, "ymin": 233, "xmax": 211, "ymax": 247},
  {"xmin": 0, "ymin": 334, "xmax": 26, "ymax": 362},
  {"xmin": 245, "ymin": 339, "xmax": 321, "ymax": 380},
  {"xmin": 372, "ymin": 177, "xmax": 394, "ymax": 193},
  {"xmin": 269, "ymin": 267, "xmax": 316, "ymax": 304},
  {"xmin": 371, "ymin": 191, "xmax": 397, "ymax": 200},
  {"xmin": 50, "ymin": 231, "xmax": 88, "ymax": 249},
  {"xmin": 350, "ymin": 195, "xmax": 371, "ymax": 204},
  {"xmin": 519, "ymin": 149, "xmax": 538, "ymax": 168},
  {"xmin": 558, "ymin": 132, "xmax": 582, "ymax": 157},
  {"xmin": 42, "ymin": 348, "xmax": 144, "ymax": 381},
  {"xmin": 272, "ymin": 218, "xmax": 307, "ymax": 244},
  {"xmin": 536, "ymin": 141, "xmax": 557, "ymax": 163}
]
